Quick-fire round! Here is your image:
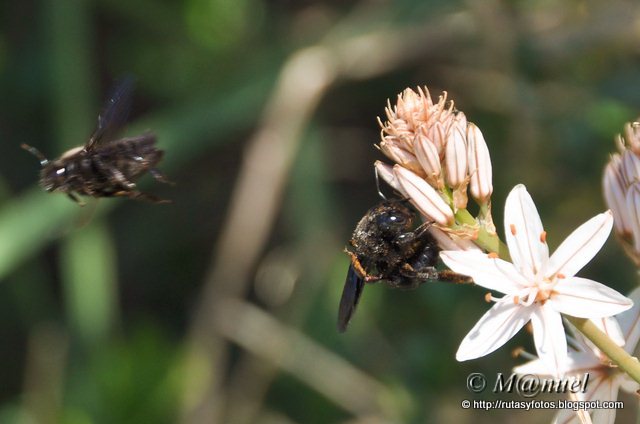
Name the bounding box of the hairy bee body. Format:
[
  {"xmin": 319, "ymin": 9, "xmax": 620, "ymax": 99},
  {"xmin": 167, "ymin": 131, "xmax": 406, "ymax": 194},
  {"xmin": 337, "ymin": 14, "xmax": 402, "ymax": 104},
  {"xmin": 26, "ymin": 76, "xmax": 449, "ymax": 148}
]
[
  {"xmin": 40, "ymin": 133, "xmax": 163, "ymax": 199},
  {"xmin": 23, "ymin": 78, "xmax": 171, "ymax": 204},
  {"xmin": 337, "ymin": 200, "xmax": 470, "ymax": 332}
]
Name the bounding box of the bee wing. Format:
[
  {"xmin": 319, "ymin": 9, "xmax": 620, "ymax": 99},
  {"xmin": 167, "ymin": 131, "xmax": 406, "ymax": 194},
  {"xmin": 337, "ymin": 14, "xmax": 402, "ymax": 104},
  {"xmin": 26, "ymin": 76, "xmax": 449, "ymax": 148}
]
[
  {"xmin": 337, "ymin": 264, "xmax": 365, "ymax": 332},
  {"xmin": 86, "ymin": 77, "xmax": 135, "ymax": 151}
]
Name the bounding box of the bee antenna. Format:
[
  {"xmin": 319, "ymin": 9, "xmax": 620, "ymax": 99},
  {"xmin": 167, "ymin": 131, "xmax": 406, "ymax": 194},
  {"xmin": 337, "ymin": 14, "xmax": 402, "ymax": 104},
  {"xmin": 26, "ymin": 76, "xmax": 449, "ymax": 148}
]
[
  {"xmin": 21, "ymin": 144, "xmax": 49, "ymax": 167},
  {"xmin": 374, "ymin": 166, "xmax": 388, "ymax": 200}
]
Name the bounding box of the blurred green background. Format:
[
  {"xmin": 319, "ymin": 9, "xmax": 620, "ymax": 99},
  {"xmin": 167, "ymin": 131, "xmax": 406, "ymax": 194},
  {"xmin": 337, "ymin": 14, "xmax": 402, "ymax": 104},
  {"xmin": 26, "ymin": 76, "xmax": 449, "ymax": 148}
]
[{"xmin": 1, "ymin": 0, "xmax": 639, "ymax": 423}]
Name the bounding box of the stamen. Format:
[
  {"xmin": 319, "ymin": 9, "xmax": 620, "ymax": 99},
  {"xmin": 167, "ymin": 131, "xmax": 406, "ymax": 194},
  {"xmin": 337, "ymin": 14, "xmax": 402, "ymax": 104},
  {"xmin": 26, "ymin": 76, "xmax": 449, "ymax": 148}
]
[
  {"xmin": 513, "ymin": 295, "xmax": 520, "ymax": 305},
  {"xmin": 510, "ymin": 224, "xmax": 516, "ymax": 235},
  {"xmin": 487, "ymin": 252, "xmax": 499, "ymax": 259},
  {"xmin": 484, "ymin": 292, "xmax": 492, "ymax": 303},
  {"xmin": 511, "ymin": 347, "xmax": 537, "ymax": 361},
  {"xmin": 557, "ymin": 273, "xmax": 566, "ymax": 279},
  {"xmin": 540, "ymin": 231, "xmax": 547, "ymax": 243},
  {"xmin": 521, "ymin": 288, "xmax": 539, "ymax": 307}
]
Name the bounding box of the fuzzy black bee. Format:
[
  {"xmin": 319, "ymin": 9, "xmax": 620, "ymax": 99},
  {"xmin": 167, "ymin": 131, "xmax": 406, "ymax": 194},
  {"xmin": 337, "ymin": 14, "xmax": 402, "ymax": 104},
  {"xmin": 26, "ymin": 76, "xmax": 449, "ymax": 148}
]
[
  {"xmin": 22, "ymin": 78, "xmax": 171, "ymax": 205},
  {"xmin": 337, "ymin": 200, "xmax": 470, "ymax": 332}
]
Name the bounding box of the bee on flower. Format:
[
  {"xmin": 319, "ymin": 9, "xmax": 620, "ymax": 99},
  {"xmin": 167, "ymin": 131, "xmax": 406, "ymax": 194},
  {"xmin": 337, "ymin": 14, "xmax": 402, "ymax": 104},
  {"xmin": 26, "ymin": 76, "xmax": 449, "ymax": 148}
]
[{"xmin": 362, "ymin": 85, "xmax": 634, "ymax": 381}]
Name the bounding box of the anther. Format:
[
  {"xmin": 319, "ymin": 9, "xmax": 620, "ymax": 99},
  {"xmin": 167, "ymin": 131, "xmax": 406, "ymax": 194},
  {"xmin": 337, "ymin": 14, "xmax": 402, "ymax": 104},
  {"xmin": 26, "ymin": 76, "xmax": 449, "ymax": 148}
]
[
  {"xmin": 510, "ymin": 224, "xmax": 516, "ymax": 235},
  {"xmin": 540, "ymin": 231, "xmax": 547, "ymax": 243}
]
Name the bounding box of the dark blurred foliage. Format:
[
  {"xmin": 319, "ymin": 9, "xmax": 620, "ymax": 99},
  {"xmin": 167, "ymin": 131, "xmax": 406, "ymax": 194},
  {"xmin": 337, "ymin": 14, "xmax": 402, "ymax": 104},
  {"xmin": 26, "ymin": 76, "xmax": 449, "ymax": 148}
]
[{"xmin": 0, "ymin": 0, "xmax": 639, "ymax": 423}]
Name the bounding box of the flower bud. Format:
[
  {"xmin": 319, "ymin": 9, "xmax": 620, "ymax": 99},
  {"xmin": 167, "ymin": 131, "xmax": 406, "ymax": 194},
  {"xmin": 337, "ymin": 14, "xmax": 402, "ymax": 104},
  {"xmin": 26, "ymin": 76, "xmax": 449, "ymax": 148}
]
[
  {"xmin": 393, "ymin": 165, "xmax": 454, "ymax": 226},
  {"xmin": 626, "ymin": 181, "xmax": 640, "ymax": 253},
  {"xmin": 444, "ymin": 126, "xmax": 468, "ymax": 189},
  {"xmin": 603, "ymin": 155, "xmax": 632, "ymax": 236},
  {"xmin": 621, "ymin": 149, "xmax": 640, "ymax": 186},
  {"xmin": 379, "ymin": 140, "xmax": 424, "ymax": 176},
  {"xmin": 414, "ymin": 128, "xmax": 442, "ymax": 188},
  {"xmin": 467, "ymin": 123, "xmax": 493, "ymax": 203},
  {"xmin": 374, "ymin": 161, "xmax": 406, "ymax": 196}
]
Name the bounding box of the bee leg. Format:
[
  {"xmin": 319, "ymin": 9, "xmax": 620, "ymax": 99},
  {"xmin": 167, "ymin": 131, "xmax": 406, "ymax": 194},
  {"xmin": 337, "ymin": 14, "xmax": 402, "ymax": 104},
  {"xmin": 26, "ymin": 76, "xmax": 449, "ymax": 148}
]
[
  {"xmin": 394, "ymin": 222, "xmax": 434, "ymax": 250},
  {"xmin": 112, "ymin": 169, "xmax": 137, "ymax": 190},
  {"xmin": 437, "ymin": 270, "xmax": 473, "ymax": 284},
  {"xmin": 396, "ymin": 263, "xmax": 440, "ymax": 288},
  {"xmin": 127, "ymin": 190, "xmax": 172, "ymax": 204},
  {"xmin": 67, "ymin": 192, "xmax": 86, "ymax": 206},
  {"xmin": 149, "ymin": 168, "xmax": 175, "ymax": 186},
  {"xmin": 344, "ymin": 250, "xmax": 382, "ymax": 283},
  {"xmin": 412, "ymin": 220, "xmax": 435, "ymax": 238}
]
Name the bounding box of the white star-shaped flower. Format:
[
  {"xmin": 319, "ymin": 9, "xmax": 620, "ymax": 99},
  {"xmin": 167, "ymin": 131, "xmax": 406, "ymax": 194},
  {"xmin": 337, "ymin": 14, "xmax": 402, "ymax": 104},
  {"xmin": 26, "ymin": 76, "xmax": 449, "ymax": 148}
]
[
  {"xmin": 514, "ymin": 287, "xmax": 640, "ymax": 424},
  {"xmin": 440, "ymin": 184, "xmax": 633, "ymax": 375}
]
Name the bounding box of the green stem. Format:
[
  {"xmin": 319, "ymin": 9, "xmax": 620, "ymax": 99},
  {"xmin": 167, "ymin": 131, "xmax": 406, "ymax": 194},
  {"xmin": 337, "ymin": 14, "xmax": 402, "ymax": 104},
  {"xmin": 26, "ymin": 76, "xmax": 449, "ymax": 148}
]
[
  {"xmin": 566, "ymin": 316, "xmax": 640, "ymax": 383},
  {"xmin": 454, "ymin": 208, "xmax": 510, "ymax": 260}
]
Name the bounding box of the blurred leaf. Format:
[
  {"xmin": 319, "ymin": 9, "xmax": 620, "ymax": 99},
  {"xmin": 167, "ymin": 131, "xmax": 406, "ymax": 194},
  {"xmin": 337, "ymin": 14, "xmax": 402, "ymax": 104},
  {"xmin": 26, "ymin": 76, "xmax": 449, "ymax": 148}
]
[{"xmin": 60, "ymin": 220, "xmax": 119, "ymax": 345}]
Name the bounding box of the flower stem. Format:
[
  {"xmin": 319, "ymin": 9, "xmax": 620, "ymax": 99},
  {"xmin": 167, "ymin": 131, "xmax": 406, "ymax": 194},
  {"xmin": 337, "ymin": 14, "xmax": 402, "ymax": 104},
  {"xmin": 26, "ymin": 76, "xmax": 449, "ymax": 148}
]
[
  {"xmin": 454, "ymin": 208, "xmax": 510, "ymax": 260},
  {"xmin": 565, "ymin": 316, "xmax": 640, "ymax": 383}
]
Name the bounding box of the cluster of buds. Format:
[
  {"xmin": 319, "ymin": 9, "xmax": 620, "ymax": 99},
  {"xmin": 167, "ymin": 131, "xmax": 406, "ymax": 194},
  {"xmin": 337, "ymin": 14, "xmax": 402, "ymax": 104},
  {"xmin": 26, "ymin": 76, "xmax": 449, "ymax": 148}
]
[
  {"xmin": 374, "ymin": 87, "xmax": 495, "ymax": 250},
  {"xmin": 603, "ymin": 121, "xmax": 640, "ymax": 265}
]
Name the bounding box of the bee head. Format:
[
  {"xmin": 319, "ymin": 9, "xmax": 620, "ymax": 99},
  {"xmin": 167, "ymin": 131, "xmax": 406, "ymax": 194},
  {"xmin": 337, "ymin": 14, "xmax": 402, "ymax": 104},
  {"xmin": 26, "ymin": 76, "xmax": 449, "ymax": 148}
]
[
  {"xmin": 374, "ymin": 201, "xmax": 413, "ymax": 234},
  {"xmin": 39, "ymin": 162, "xmax": 68, "ymax": 192}
]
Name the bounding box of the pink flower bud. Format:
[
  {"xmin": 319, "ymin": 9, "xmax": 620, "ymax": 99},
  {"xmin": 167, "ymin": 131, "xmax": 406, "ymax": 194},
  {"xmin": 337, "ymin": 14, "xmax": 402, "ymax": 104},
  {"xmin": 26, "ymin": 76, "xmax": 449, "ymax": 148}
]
[
  {"xmin": 625, "ymin": 182, "xmax": 640, "ymax": 253},
  {"xmin": 444, "ymin": 126, "xmax": 468, "ymax": 188},
  {"xmin": 414, "ymin": 128, "xmax": 442, "ymax": 187},
  {"xmin": 603, "ymin": 156, "xmax": 632, "ymax": 236},
  {"xmin": 374, "ymin": 161, "xmax": 406, "ymax": 196},
  {"xmin": 467, "ymin": 123, "xmax": 493, "ymax": 203},
  {"xmin": 393, "ymin": 165, "xmax": 454, "ymax": 226}
]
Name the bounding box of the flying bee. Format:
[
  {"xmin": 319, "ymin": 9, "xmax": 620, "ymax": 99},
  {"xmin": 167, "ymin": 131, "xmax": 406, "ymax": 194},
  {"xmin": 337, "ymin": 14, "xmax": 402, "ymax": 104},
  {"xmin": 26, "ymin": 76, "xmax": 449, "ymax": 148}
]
[
  {"xmin": 337, "ymin": 200, "xmax": 471, "ymax": 332},
  {"xmin": 22, "ymin": 78, "xmax": 171, "ymax": 205}
]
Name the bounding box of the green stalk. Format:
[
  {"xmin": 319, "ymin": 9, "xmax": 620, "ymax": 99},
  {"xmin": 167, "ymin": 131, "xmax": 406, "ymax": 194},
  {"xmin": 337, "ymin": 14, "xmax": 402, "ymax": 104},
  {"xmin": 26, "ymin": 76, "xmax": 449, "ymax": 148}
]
[
  {"xmin": 566, "ymin": 317, "xmax": 640, "ymax": 383},
  {"xmin": 454, "ymin": 208, "xmax": 510, "ymax": 260}
]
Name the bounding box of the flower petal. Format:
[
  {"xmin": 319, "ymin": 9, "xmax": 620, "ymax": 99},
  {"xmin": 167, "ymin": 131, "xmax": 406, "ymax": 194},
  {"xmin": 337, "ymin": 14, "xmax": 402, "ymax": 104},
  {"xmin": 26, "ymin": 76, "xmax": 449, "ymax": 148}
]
[
  {"xmin": 440, "ymin": 250, "xmax": 528, "ymax": 294},
  {"xmin": 616, "ymin": 287, "xmax": 640, "ymax": 354},
  {"xmin": 547, "ymin": 211, "xmax": 613, "ymax": 278},
  {"xmin": 514, "ymin": 351, "xmax": 599, "ymax": 376},
  {"xmin": 504, "ymin": 185, "xmax": 549, "ymax": 279},
  {"xmin": 552, "ymin": 376, "xmax": 613, "ymax": 424},
  {"xmin": 587, "ymin": 379, "xmax": 619, "ymax": 424},
  {"xmin": 530, "ymin": 305, "xmax": 567, "ymax": 376},
  {"xmin": 550, "ymin": 277, "xmax": 633, "ymax": 318},
  {"xmin": 456, "ymin": 301, "xmax": 532, "ymax": 361}
]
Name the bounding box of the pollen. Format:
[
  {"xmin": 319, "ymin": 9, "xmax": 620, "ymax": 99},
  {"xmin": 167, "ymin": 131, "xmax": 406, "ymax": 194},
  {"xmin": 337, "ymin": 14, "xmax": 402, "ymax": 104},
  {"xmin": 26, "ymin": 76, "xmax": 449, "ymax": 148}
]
[
  {"xmin": 540, "ymin": 231, "xmax": 547, "ymax": 243},
  {"xmin": 484, "ymin": 292, "xmax": 492, "ymax": 303},
  {"xmin": 487, "ymin": 252, "xmax": 499, "ymax": 259},
  {"xmin": 510, "ymin": 224, "xmax": 516, "ymax": 235}
]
